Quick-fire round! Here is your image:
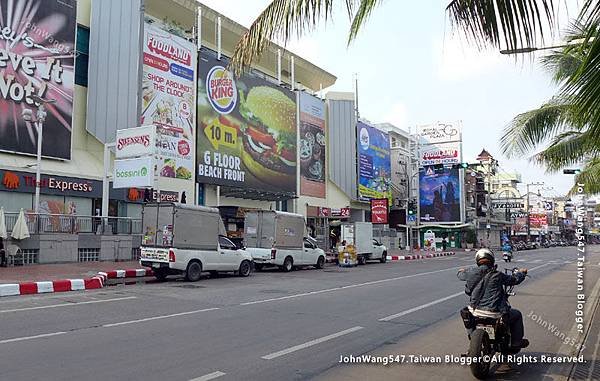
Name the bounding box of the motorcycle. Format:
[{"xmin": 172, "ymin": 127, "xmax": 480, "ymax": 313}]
[
  {"xmin": 460, "ymin": 268, "xmax": 526, "ymax": 379},
  {"xmin": 502, "ymin": 251, "xmax": 512, "ymax": 262}
]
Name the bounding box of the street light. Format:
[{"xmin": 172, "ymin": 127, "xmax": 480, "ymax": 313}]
[
  {"xmin": 21, "ymin": 95, "xmax": 56, "ymax": 214},
  {"xmin": 500, "ymin": 37, "xmax": 595, "ymax": 55}
]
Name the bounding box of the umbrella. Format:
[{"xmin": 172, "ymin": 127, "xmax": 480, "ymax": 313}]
[
  {"xmin": 0, "ymin": 207, "xmax": 7, "ymax": 239},
  {"xmin": 11, "ymin": 208, "xmax": 30, "ymax": 240}
]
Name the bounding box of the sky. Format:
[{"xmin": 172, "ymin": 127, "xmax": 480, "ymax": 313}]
[{"xmin": 199, "ymin": 0, "xmax": 582, "ymax": 198}]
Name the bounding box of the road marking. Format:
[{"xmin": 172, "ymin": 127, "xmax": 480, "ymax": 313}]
[
  {"xmin": 102, "ymin": 308, "xmax": 220, "ymax": 327},
  {"xmin": 529, "ymin": 263, "xmax": 552, "ymax": 271},
  {"xmin": 0, "ymin": 296, "xmax": 137, "ymax": 314},
  {"xmin": 378, "ymin": 292, "xmax": 465, "ymax": 322},
  {"xmin": 0, "ymin": 331, "xmax": 67, "ymax": 344},
  {"xmin": 261, "ymin": 326, "xmax": 364, "ymax": 360},
  {"xmin": 529, "ymin": 259, "xmax": 543, "ymax": 263},
  {"xmin": 189, "ymin": 371, "xmax": 226, "ymax": 381},
  {"xmin": 240, "ymin": 266, "xmax": 464, "ymax": 306}
]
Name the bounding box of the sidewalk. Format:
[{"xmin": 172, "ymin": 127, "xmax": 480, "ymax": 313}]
[{"xmin": 0, "ymin": 261, "xmax": 141, "ymax": 284}]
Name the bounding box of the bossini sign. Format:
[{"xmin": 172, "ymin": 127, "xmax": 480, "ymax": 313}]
[{"xmin": 113, "ymin": 157, "xmax": 154, "ymax": 188}]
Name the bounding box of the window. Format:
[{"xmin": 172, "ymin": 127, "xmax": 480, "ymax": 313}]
[
  {"xmin": 0, "ymin": 191, "xmax": 33, "ymax": 212},
  {"xmin": 219, "ymin": 236, "xmax": 236, "ymax": 250},
  {"xmin": 75, "ymin": 25, "xmax": 90, "ymax": 87},
  {"xmin": 78, "ymin": 248, "xmax": 100, "ymax": 262}
]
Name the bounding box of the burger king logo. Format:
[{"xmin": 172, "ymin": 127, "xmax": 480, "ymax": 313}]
[{"xmin": 206, "ymin": 66, "xmax": 237, "ymax": 114}]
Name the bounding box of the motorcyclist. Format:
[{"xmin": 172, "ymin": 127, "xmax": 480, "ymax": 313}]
[{"xmin": 457, "ymin": 248, "xmax": 529, "ymax": 349}]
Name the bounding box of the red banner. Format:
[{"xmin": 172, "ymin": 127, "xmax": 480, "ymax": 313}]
[{"xmin": 371, "ymin": 199, "xmax": 389, "ymax": 224}]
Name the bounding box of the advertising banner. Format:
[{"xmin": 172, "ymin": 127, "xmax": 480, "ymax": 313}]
[
  {"xmin": 419, "ymin": 166, "xmax": 462, "ymax": 223},
  {"xmin": 299, "ymin": 92, "xmax": 326, "ymax": 198},
  {"xmin": 140, "ymin": 22, "xmax": 196, "ymax": 182},
  {"xmin": 196, "ymin": 52, "xmax": 297, "ymax": 194},
  {"xmin": 116, "ymin": 125, "xmax": 156, "ymax": 159},
  {"xmin": 417, "ymin": 122, "xmax": 462, "ymax": 166},
  {"xmin": 357, "ymin": 122, "xmax": 391, "ymax": 201},
  {"xmin": 113, "ymin": 157, "xmax": 155, "ymax": 189},
  {"xmin": 370, "ymin": 199, "xmax": 389, "ymax": 224},
  {"xmin": 419, "ymin": 142, "xmax": 461, "ymax": 166},
  {"xmin": 0, "ymin": 0, "xmax": 77, "ymax": 160},
  {"xmin": 530, "ymin": 214, "xmax": 548, "ymax": 229}
]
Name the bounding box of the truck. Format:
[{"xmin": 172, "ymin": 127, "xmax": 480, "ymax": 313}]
[
  {"xmin": 139, "ymin": 203, "xmax": 254, "ymax": 282},
  {"xmin": 244, "ymin": 210, "xmax": 325, "ymax": 272},
  {"xmin": 340, "ymin": 222, "xmax": 387, "ymax": 265}
]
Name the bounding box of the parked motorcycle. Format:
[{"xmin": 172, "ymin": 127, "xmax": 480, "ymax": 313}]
[{"xmin": 460, "ymin": 268, "xmax": 527, "ymax": 379}]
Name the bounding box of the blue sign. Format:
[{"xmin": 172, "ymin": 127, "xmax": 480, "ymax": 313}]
[
  {"xmin": 357, "ymin": 122, "xmax": 391, "ymax": 201},
  {"xmin": 419, "ymin": 166, "xmax": 462, "ymax": 223}
]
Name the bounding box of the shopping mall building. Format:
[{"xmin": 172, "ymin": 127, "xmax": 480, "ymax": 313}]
[{"xmin": 0, "ymin": 0, "xmax": 398, "ymax": 262}]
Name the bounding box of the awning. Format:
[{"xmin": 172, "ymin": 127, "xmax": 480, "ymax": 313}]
[{"xmin": 220, "ymin": 186, "xmax": 297, "ymax": 202}]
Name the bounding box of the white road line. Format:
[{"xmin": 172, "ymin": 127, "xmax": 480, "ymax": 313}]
[
  {"xmin": 529, "ymin": 263, "xmax": 552, "ymax": 271},
  {"xmin": 189, "ymin": 371, "xmax": 226, "ymax": 381},
  {"xmin": 0, "ymin": 331, "xmax": 67, "ymax": 344},
  {"xmin": 240, "ymin": 266, "xmax": 464, "ymax": 306},
  {"xmin": 102, "ymin": 307, "xmax": 220, "ymax": 327},
  {"xmin": 378, "ymin": 292, "xmax": 464, "ymax": 322},
  {"xmin": 0, "ymin": 296, "xmax": 137, "ymax": 314},
  {"xmin": 261, "ymin": 326, "xmax": 364, "ymax": 360}
]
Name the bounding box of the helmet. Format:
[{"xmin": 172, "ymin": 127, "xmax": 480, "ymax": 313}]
[{"xmin": 475, "ymin": 248, "xmax": 495, "ymax": 266}]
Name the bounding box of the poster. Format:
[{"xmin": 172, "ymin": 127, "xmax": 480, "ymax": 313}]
[
  {"xmin": 0, "ymin": 0, "xmax": 77, "ymax": 159},
  {"xmin": 357, "ymin": 122, "xmax": 391, "ymax": 201},
  {"xmin": 370, "ymin": 199, "xmax": 389, "ymax": 224},
  {"xmin": 299, "ymin": 92, "xmax": 326, "ymax": 198},
  {"xmin": 419, "ymin": 166, "xmax": 462, "ymax": 223},
  {"xmin": 141, "ymin": 22, "xmax": 196, "ymax": 182},
  {"xmin": 196, "ymin": 52, "xmax": 297, "ymax": 194}
]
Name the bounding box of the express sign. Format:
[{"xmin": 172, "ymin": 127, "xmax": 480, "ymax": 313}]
[{"xmin": 0, "ymin": 169, "xmax": 102, "ymax": 198}]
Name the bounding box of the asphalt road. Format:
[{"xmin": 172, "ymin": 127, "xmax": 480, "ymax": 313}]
[{"xmin": 0, "ymin": 246, "xmax": 598, "ymax": 381}]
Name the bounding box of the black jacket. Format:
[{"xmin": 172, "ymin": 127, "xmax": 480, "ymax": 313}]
[{"xmin": 457, "ymin": 264, "xmax": 525, "ymax": 313}]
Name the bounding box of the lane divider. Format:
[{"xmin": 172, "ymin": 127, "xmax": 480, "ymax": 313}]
[
  {"xmin": 0, "ymin": 268, "xmax": 154, "ymax": 298},
  {"xmin": 387, "ymin": 251, "xmax": 456, "ymax": 261}
]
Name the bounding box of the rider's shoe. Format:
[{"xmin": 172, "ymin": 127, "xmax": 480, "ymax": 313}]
[{"xmin": 512, "ymin": 338, "xmax": 529, "ymax": 349}]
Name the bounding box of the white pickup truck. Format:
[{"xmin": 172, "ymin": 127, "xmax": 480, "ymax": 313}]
[
  {"xmin": 244, "ymin": 210, "xmax": 326, "ymax": 272},
  {"xmin": 139, "ymin": 203, "xmax": 254, "ymax": 281}
]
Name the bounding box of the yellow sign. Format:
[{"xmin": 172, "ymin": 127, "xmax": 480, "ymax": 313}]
[{"xmin": 204, "ymin": 117, "xmax": 237, "ymax": 150}]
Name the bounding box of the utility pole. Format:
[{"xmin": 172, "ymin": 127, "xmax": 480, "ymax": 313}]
[{"xmin": 526, "ymin": 182, "xmax": 544, "ymax": 242}]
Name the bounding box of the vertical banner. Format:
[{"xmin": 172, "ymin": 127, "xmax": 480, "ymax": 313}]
[
  {"xmin": 299, "ymin": 92, "xmax": 326, "ymax": 198},
  {"xmin": 370, "ymin": 198, "xmax": 389, "ymax": 224},
  {"xmin": 419, "ymin": 166, "xmax": 462, "ymax": 223},
  {"xmin": 0, "ymin": 0, "xmax": 77, "ymax": 159},
  {"xmin": 357, "ymin": 122, "xmax": 391, "ymax": 202},
  {"xmin": 141, "ymin": 22, "xmax": 196, "ymax": 183}
]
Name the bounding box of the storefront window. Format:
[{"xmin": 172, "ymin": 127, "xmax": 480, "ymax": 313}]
[
  {"xmin": 65, "ymin": 197, "xmax": 93, "ymax": 216},
  {"xmin": 38, "ymin": 194, "xmax": 66, "ymax": 214},
  {"xmin": 127, "ymin": 203, "xmax": 143, "ymax": 219},
  {"xmin": 0, "ymin": 192, "xmax": 33, "ymax": 212}
]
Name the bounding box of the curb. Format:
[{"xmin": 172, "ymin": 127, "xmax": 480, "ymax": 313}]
[
  {"xmin": 387, "ymin": 251, "xmax": 456, "ymax": 261},
  {"xmin": 0, "ymin": 268, "xmax": 154, "ymax": 297}
]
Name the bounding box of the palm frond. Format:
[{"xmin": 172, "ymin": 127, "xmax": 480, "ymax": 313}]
[
  {"xmin": 446, "ymin": 0, "xmax": 557, "ymax": 51},
  {"xmin": 347, "ymin": 0, "xmax": 384, "ymax": 43},
  {"xmin": 569, "ymin": 157, "xmax": 600, "ymax": 195},
  {"xmin": 534, "ymin": 131, "xmax": 596, "ymax": 171},
  {"xmin": 500, "ymin": 98, "xmax": 581, "ymax": 157}
]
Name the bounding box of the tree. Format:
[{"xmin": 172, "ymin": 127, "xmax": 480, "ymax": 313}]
[{"xmin": 501, "ymin": 21, "xmax": 600, "ymax": 194}]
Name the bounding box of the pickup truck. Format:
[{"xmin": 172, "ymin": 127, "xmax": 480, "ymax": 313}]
[
  {"xmin": 372, "ymin": 239, "xmax": 388, "ymax": 262},
  {"xmin": 139, "ymin": 203, "xmax": 254, "ymax": 282},
  {"xmin": 244, "ymin": 210, "xmax": 325, "ymax": 272}
]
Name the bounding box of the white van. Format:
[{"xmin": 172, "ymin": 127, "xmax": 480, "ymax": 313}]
[
  {"xmin": 139, "ymin": 203, "xmax": 253, "ymax": 281},
  {"xmin": 244, "ymin": 210, "xmax": 325, "ymax": 272}
]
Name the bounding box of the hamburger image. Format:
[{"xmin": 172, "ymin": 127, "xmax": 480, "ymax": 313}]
[{"xmin": 238, "ymin": 86, "xmax": 297, "ymax": 187}]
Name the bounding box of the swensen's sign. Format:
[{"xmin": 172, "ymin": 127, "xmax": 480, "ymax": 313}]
[
  {"xmin": 0, "ymin": 170, "xmax": 101, "ymax": 198},
  {"xmin": 115, "ymin": 125, "xmax": 156, "ymax": 159}
]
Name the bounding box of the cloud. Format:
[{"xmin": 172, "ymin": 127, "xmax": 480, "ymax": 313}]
[
  {"xmin": 381, "ymin": 101, "xmax": 409, "ymax": 129},
  {"xmin": 434, "ymin": 35, "xmax": 502, "ymax": 81}
]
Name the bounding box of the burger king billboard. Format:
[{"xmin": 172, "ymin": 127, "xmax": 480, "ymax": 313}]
[{"xmin": 197, "ymin": 52, "xmax": 297, "ymax": 195}]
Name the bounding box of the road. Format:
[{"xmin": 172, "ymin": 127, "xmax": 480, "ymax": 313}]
[{"xmin": 0, "ymin": 246, "xmax": 598, "ymax": 381}]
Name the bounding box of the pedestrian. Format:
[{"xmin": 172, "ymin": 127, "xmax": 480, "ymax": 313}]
[
  {"xmin": 442, "ymin": 237, "xmax": 448, "ymax": 251},
  {"xmin": 329, "ymin": 228, "xmax": 338, "ymax": 250},
  {"xmin": 0, "ymin": 237, "xmax": 6, "ymax": 267}
]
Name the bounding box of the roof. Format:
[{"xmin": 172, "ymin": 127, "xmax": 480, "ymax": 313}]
[
  {"xmin": 146, "ymin": 0, "xmax": 337, "ymax": 91},
  {"xmin": 477, "ymin": 148, "xmax": 493, "ymax": 161}
]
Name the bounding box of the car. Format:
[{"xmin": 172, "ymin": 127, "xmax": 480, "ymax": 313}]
[{"xmin": 372, "ymin": 239, "xmax": 388, "ymax": 263}]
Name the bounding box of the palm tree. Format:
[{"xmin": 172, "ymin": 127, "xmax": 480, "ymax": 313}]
[{"xmin": 501, "ymin": 21, "xmax": 600, "ymax": 194}]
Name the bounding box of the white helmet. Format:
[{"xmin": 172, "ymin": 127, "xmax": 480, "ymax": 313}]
[{"xmin": 475, "ymin": 248, "xmax": 495, "ymax": 265}]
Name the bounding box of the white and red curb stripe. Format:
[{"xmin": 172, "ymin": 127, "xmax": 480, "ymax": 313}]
[
  {"xmin": 387, "ymin": 251, "xmax": 456, "ymax": 261},
  {"xmin": 0, "ymin": 268, "xmax": 154, "ymax": 297}
]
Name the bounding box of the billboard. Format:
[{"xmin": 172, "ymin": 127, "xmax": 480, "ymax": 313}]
[
  {"xmin": 113, "ymin": 157, "xmax": 155, "ymax": 189},
  {"xmin": 196, "ymin": 52, "xmax": 297, "ymax": 194},
  {"xmin": 357, "ymin": 122, "xmax": 391, "ymax": 201},
  {"xmin": 116, "ymin": 125, "xmax": 156, "ymax": 159},
  {"xmin": 417, "ymin": 122, "xmax": 462, "ymax": 166},
  {"xmin": 299, "ymin": 92, "xmax": 326, "ymax": 198},
  {"xmin": 0, "ymin": 0, "xmax": 77, "ymax": 160},
  {"xmin": 419, "ymin": 166, "xmax": 462, "ymax": 223},
  {"xmin": 140, "ymin": 22, "xmax": 196, "ymax": 183}
]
